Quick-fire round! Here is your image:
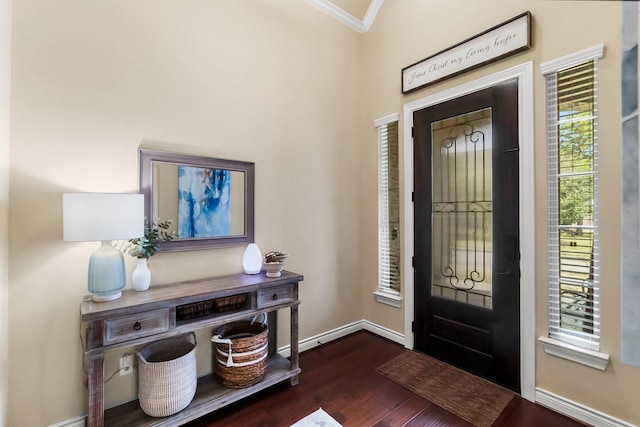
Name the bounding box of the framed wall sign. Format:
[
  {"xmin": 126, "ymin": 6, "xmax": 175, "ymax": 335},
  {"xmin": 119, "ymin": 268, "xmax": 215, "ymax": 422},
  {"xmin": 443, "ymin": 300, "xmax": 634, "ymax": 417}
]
[{"xmin": 402, "ymin": 11, "xmax": 531, "ymax": 94}]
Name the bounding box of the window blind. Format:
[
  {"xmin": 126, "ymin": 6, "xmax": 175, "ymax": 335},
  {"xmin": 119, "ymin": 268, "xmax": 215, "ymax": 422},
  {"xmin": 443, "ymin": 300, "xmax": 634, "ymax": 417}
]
[
  {"xmin": 375, "ymin": 116, "xmax": 400, "ymax": 294},
  {"xmin": 544, "ymin": 50, "xmax": 601, "ymax": 351}
]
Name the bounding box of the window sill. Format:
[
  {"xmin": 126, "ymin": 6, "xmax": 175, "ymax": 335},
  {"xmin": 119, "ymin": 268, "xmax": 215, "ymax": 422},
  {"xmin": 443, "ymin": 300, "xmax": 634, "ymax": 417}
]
[
  {"xmin": 539, "ymin": 336, "xmax": 609, "ymax": 371},
  {"xmin": 373, "ymin": 290, "xmax": 402, "ymax": 308}
]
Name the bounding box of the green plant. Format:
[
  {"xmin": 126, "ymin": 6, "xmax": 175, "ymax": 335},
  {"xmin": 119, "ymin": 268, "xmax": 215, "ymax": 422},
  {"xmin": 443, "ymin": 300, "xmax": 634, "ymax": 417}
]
[{"xmin": 122, "ymin": 218, "xmax": 177, "ymax": 259}]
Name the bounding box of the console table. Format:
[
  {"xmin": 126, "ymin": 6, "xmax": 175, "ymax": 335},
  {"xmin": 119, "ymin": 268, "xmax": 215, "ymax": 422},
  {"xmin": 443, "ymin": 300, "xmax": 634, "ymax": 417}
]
[{"xmin": 80, "ymin": 270, "xmax": 303, "ymax": 427}]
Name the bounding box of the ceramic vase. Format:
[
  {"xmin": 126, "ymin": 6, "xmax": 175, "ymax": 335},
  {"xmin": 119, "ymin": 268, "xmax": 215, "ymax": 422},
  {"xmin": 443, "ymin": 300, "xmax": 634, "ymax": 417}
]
[
  {"xmin": 242, "ymin": 243, "xmax": 262, "ymax": 274},
  {"xmin": 132, "ymin": 258, "xmax": 151, "ymax": 291}
]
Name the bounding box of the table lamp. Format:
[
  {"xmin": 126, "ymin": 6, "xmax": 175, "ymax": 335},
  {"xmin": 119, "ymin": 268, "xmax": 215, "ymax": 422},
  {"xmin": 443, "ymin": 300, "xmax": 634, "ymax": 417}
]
[{"xmin": 63, "ymin": 193, "xmax": 144, "ymax": 302}]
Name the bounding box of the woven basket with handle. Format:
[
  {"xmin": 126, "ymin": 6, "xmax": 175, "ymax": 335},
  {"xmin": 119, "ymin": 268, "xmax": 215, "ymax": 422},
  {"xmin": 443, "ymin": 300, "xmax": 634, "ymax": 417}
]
[
  {"xmin": 137, "ymin": 332, "xmax": 197, "ymax": 417},
  {"xmin": 212, "ymin": 319, "xmax": 268, "ymax": 389}
]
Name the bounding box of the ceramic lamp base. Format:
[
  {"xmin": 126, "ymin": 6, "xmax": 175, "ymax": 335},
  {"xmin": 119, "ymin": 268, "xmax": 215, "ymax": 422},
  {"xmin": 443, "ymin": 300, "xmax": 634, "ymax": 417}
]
[
  {"xmin": 88, "ymin": 241, "xmax": 126, "ymax": 302},
  {"xmin": 92, "ymin": 291, "xmax": 122, "ymax": 302}
]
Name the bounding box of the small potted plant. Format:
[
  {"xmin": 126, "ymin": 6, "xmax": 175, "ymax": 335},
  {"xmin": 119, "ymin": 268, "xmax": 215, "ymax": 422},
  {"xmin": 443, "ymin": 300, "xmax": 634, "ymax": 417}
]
[
  {"xmin": 121, "ymin": 218, "xmax": 177, "ymax": 291},
  {"xmin": 263, "ymin": 251, "xmax": 288, "ymax": 278}
]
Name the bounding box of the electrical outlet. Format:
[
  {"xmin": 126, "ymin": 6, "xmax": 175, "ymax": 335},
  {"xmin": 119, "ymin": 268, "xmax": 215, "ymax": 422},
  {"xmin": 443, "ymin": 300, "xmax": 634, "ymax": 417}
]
[{"xmin": 119, "ymin": 354, "xmax": 134, "ymax": 376}]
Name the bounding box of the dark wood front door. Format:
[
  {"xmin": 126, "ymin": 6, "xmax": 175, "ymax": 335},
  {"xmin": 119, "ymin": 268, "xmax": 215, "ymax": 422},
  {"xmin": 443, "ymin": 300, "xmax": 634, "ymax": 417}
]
[{"xmin": 413, "ymin": 79, "xmax": 520, "ymax": 392}]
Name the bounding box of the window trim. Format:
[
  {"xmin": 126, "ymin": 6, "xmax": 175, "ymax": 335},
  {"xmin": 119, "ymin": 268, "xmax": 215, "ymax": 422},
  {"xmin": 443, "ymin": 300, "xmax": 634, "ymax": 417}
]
[
  {"xmin": 539, "ymin": 336, "xmax": 609, "ymax": 371},
  {"xmin": 540, "ymin": 44, "xmax": 609, "ymax": 370},
  {"xmin": 374, "ymin": 113, "xmax": 402, "ymax": 308}
]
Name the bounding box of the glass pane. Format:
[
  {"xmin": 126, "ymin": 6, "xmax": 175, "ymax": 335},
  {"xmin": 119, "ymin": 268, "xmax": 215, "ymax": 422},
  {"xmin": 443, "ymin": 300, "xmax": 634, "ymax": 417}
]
[
  {"xmin": 379, "ymin": 121, "xmax": 401, "ymax": 292},
  {"xmin": 430, "ymin": 108, "xmax": 493, "ymax": 309},
  {"xmin": 557, "ymin": 113, "xmax": 595, "ymax": 334},
  {"xmin": 558, "ymin": 174, "xmax": 593, "ymax": 227},
  {"xmin": 558, "ymin": 117, "xmax": 594, "ymax": 175}
]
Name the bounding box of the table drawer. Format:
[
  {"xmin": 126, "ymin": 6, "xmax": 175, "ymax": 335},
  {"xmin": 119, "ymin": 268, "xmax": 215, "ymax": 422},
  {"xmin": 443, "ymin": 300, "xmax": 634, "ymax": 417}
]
[
  {"xmin": 104, "ymin": 308, "xmax": 171, "ymax": 345},
  {"xmin": 258, "ymin": 285, "xmax": 293, "ymax": 308}
]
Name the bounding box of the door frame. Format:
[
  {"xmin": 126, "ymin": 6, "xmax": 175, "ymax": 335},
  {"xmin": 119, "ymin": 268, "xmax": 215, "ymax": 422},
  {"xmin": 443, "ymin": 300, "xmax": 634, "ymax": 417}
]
[{"xmin": 402, "ymin": 62, "xmax": 535, "ymax": 401}]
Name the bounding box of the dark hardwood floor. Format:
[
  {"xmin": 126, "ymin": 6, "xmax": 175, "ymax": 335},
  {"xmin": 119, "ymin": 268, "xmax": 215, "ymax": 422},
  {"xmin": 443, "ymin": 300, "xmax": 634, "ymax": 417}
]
[{"xmin": 186, "ymin": 330, "xmax": 587, "ymax": 427}]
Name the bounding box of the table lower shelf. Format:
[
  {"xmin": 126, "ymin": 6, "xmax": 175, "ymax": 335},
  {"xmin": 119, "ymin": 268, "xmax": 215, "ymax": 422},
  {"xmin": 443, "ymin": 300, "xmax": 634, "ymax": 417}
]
[{"xmin": 103, "ymin": 355, "xmax": 299, "ymax": 426}]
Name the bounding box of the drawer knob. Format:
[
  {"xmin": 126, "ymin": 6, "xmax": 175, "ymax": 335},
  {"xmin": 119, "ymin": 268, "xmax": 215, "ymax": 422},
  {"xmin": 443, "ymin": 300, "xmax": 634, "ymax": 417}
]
[
  {"xmin": 133, "ymin": 322, "xmax": 142, "ymax": 331},
  {"xmin": 272, "ymin": 293, "xmax": 278, "ymax": 301}
]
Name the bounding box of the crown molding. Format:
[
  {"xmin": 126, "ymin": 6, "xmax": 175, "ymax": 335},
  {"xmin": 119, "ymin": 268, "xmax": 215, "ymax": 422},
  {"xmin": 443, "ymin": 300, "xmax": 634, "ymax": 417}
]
[{"xmin": 305, "ymin": 0, "xmax": 384, "ymax": 34}]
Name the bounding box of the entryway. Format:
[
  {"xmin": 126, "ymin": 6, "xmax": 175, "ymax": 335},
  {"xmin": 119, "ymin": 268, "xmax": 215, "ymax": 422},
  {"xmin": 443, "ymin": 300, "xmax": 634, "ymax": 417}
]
[
  {"xmin": 401, "ymin": 63, "xmax": 536, "ymax": 399},
  {"xmin": 412, "ymin": 79, "xmax": 520, "ymax": 392}
]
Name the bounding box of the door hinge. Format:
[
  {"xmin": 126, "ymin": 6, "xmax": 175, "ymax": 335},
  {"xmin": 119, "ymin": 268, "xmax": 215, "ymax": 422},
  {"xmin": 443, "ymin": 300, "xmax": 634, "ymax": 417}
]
[
  {"xmin": 412, "ymin": 191, "xmax": 415, "ymax": 202},
  {"xmin": 412, "ymin": 256, "xmax": 415, "ymax": 267},
  {"xmin": 411, "ymin": 127, "xmax": 414, "ymax": 138},
  {"xmin": 411, "ymin": 321, "xmax": 415, "ymax": 332}
]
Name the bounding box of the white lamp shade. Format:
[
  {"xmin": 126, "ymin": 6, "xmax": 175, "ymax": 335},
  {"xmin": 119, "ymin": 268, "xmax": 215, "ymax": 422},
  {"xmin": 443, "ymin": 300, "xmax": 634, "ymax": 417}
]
[{"xmin": 63, "ymin": 193, "xmax": 144, "ymax": 241}]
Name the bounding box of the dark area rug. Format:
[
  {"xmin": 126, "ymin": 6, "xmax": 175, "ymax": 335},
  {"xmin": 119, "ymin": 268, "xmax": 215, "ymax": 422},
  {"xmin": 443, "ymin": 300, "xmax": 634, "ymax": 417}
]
[{"xmin": 376, "ymin": 350, "xmax": 515, "ymax": 427}]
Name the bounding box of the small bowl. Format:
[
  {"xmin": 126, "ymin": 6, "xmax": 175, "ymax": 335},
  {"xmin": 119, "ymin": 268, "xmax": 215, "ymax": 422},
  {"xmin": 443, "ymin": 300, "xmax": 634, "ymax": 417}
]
[{"xmin": 263, "ymin": 261, "xmax": 285, "ymax": 278}]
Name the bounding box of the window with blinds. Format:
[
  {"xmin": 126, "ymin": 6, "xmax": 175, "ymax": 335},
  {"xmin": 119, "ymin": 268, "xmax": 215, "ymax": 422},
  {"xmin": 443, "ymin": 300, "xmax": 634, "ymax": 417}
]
[
  {"xmin": 544, "ymin": 49, "xmax": 602, "ymax": 351},
  {"xmin": 375, "ymin": 116, "xmax": 400, "ymax": 298}
]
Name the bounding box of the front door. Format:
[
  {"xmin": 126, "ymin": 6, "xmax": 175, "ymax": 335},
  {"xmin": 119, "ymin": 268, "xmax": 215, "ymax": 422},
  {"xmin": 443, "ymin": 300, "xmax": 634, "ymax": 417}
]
[{"xmin": 413, "ymin": 79, "xmax": 520, "ymax": 392}]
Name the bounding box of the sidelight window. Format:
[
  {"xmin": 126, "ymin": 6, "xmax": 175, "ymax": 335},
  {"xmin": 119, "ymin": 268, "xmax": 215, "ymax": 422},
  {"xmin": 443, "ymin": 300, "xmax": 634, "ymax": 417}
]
[
  {"xmin": 543, "ymin": 46, "xmax": 603, "ymax": 351},
  {"xmin": 374, "ymin": 114, "xmax": 401, "ymax": 307}
]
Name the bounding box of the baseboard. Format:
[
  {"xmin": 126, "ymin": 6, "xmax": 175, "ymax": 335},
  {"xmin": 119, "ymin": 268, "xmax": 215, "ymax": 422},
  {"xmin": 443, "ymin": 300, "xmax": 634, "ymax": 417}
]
[
  {"xmin": 48, "ymin": 415, "xmax": 86, "ymax": 427},
  {"xmin": 360, "ymin": 319, "xmax": 405, "ymax": 344},
  {"xmin": 277, "ymin": 319, "xmax": 404, "ymax": 358},
  {"xmin": 536, "ymin": 388, "xmax": 637, "ymax": 427}
]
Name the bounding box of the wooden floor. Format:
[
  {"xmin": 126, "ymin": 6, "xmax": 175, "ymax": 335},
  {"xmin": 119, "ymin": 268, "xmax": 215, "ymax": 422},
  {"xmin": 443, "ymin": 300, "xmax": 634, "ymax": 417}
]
[{"xmin": 186, "ymin": 330, "xmax": 587, "ymax": 427}]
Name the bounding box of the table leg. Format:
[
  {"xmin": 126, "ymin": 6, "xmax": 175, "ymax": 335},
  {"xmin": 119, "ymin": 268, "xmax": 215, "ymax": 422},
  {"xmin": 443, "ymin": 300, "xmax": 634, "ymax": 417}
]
[
  {"xmin": 267, "ymin": 310, "xmax": 278, "ymax": 356},
  {"xmin": 290, "ymin": 303, "xmax": 299, "ymax": 386},
  {"xmin": 86, "ymin": 353, "xmax": 104, "ymax": 427}
]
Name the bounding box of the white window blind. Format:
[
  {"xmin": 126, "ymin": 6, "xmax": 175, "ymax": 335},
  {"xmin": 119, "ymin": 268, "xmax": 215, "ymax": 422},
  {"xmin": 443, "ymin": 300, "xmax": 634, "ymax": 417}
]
[
  {"xmin": 543, "ymin": 45, "xmax": 603, "ymax": 351},
  {"xmin": 375, "ymin": 114, "xmax": 400, "ymax": 295}
]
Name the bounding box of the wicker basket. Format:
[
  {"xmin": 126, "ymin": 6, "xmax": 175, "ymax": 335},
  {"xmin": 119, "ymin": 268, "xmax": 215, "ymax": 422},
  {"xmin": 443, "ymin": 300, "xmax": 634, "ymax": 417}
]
[
  {"xmin": 176, "ymin": 300, "xmax": 214, "ymax": 320},
  {"xmin": 213, "ymin": 294, "xmax": 248, "ymax": 312},
  {"xmin": 212, "ymin": 320, "xmax": 268, "ymax": 389},
  {"xmin": 137, "ymin": 332, "xmax": 197, "ymax": 417}
]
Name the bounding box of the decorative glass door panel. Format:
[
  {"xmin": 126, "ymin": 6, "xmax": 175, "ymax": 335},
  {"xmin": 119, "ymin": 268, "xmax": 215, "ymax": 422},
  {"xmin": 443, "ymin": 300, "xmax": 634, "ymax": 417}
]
[{"xmin": 430, "ymin": 108, "xmax": 493, "ymax": 309}]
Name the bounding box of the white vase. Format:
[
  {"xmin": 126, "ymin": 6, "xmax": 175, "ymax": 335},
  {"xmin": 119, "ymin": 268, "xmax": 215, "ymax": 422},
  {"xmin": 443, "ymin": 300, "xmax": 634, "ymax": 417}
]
[
  {"xmin": 242, "ymin": 243, "xmax": 262, "ymax": 274},
  {"xmin": 132, "ymin": 258, "xmax": 151, "ymax": 291}
]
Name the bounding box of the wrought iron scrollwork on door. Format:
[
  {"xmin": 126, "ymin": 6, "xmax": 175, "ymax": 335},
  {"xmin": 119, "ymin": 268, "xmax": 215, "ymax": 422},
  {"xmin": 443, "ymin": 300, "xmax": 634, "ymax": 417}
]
[{"xmin": 431, "ymin": 111, "xmax": 493, "ymax": 306}]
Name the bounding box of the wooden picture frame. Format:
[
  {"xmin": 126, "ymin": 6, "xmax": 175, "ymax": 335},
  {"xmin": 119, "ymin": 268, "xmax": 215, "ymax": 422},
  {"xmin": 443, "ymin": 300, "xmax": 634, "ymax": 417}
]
[
  {"xmin": 402, "ymin": 11, "xmax": 531, "ymax": 94},
  {"xmin": 139, "ymin": 148, "xmax": 255, "ymax": 251}
]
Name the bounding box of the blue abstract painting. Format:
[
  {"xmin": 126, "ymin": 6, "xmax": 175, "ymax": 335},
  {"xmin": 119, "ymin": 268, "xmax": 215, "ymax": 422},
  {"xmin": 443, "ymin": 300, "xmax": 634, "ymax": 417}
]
[{"xmin": 177, "ymin": 166, "xmax": 231, "ymax": 238}]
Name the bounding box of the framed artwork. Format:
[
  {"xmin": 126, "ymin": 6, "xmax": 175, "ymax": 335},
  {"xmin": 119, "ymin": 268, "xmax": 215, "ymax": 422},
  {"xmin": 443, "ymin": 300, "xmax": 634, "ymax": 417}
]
[{"xmin": 139, "ymin": 149, "xmax": 255, "ymax": 251}]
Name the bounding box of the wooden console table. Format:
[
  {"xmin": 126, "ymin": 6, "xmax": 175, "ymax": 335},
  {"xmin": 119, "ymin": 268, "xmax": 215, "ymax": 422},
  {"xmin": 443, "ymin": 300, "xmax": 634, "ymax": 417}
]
[{"xmin": 80, "ymin": 270, "xmax": 303, "ymax": 427}]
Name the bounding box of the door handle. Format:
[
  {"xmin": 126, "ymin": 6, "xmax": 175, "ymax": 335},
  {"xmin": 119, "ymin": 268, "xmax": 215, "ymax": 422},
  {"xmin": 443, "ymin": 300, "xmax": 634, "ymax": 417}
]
[{"xmin": 497, "ymin": 270, "xmax": 513, "ymax": 277}]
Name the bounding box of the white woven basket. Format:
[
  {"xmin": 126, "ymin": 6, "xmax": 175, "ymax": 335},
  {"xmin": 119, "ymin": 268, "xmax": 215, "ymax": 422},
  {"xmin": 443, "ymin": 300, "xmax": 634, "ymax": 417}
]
[{"xmin": 137, "ymin": 332, "xmax": 197, "ymax": 417}]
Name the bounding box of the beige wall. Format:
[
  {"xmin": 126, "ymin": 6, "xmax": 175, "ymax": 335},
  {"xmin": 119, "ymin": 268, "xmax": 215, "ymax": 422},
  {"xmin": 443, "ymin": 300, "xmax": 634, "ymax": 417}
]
[
  {"xmin": 1, "ymin": 0, "xmax": 10, "ymax": 423},
  {"xmin": 361, "ymin": 1, "xmax": 639, "ymax": 425},
  {"xmin": 9, "ymin": 1, "xmax": 364, "ymax": 424},
  {"xmin": 7, "ymin": 0, "xmax": 640, "ymax": 425}
]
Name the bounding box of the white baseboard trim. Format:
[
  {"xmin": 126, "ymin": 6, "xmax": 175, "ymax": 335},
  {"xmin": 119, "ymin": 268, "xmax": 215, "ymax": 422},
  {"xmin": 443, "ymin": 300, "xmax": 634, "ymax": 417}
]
[
  {"xmin": 49, "ymin": 415, "xmax": 86, "ymax": 427},
  {"xmin": 536, "ymin": 388, "xmax": 637, "ymax": 427},
  {"xmin": 278, "ymin": 319, "xmax": 404, "ymax": 358},
  {"xmin": 361, "ymin": 319, "xmax": 405, "ymax": 344}
]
